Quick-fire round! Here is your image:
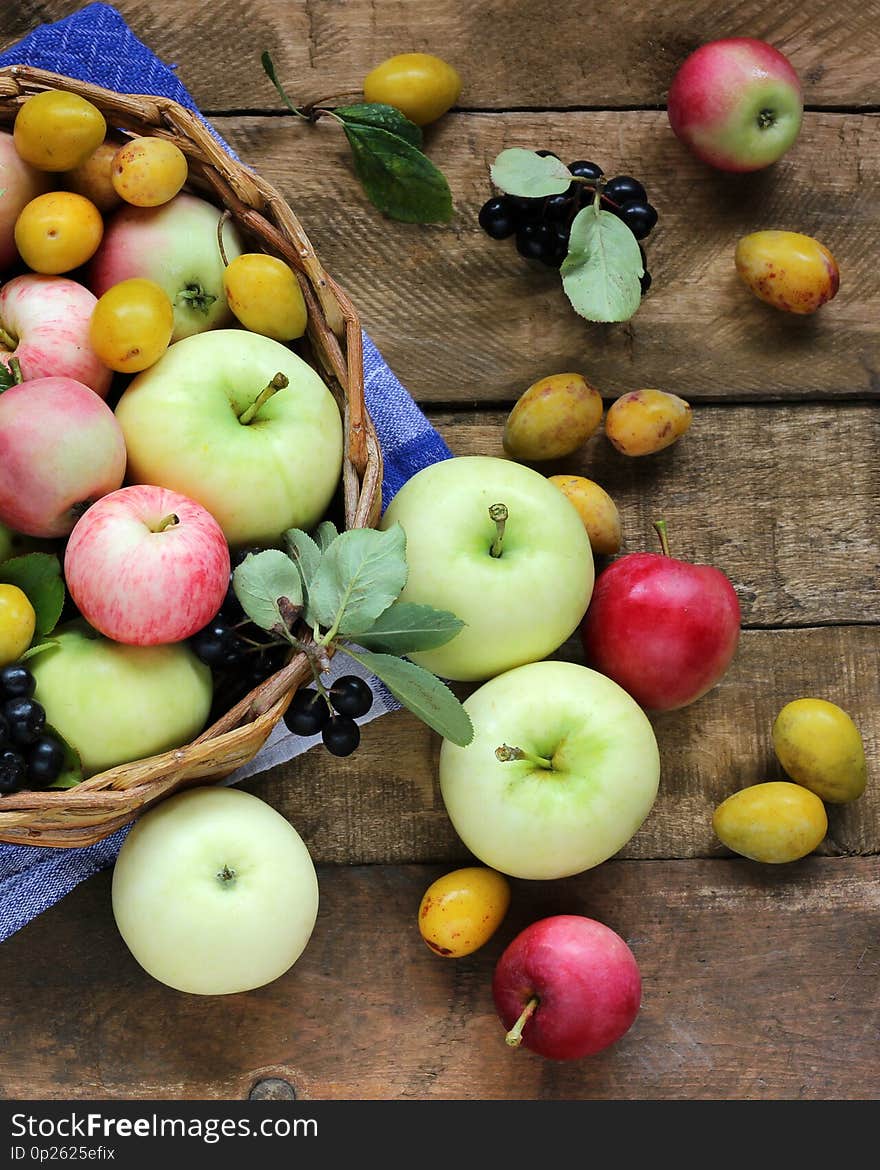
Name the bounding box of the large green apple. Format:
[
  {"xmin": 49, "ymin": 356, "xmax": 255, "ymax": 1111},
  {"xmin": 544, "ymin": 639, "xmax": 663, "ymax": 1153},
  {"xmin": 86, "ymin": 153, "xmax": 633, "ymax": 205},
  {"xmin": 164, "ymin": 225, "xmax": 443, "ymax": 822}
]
[
  {"xmin": 112, "ymin": 787, "xmax": 319, "ymax": 995},
  {"xmin": 439, "ymin": 660, "xmax": 660, "ymax": 879},
  {"xmin": 379, "ymin": 456, "xmax": 593, "ymax": 681},
  {"xmin": 30, "ymin": 622, "xmax": 213, "ymax": 775},
  {"xmin": 114, "ymin": 330, "xmax": 343, "ymax": 546}
]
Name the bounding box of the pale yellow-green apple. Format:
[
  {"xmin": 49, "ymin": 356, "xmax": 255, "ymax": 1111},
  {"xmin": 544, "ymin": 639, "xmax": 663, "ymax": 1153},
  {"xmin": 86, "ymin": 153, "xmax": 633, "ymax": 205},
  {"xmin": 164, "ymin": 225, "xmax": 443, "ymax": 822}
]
[
  {"xmin": 111, "ymin": 787, "xmax": 319, "ymax": 995},
  {"xmin": 30, "ymin": 621, "xmax": 212, "ymax": 775},
  {"xmin": 114, "ymin": 330, "xmax": 343, "ymax": 546},
  {"xmin": 0, "ymin": 131, "xmax": 52, "ymax": 272},
  {"xmin": 379, "ymin": 456, "xmax": 593, "ymax": 681},
  {"xmin": 88, "ymin": 192, "xmax": 244, "ymax": 340},
  {"xmin": 0, "ymin": 377, "xmax": 126, "ymax": 537},
  {"xmin": 439, "ymin": 660, "xmax": 660, "ymax": 879},
  {"xmin": 0, "ymin": 274, "xmax": 112, "ymax": 397},
  {"xmin": 64, "ymin": 485, "xmax": 231, "ymax": 646}
]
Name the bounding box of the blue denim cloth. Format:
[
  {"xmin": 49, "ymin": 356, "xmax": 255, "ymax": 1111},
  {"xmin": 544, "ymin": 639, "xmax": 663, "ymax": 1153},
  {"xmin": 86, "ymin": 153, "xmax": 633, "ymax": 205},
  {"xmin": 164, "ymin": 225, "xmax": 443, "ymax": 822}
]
[{"xmin": 0, "ymin": 3, "xmax": 452, "ymax": 941}]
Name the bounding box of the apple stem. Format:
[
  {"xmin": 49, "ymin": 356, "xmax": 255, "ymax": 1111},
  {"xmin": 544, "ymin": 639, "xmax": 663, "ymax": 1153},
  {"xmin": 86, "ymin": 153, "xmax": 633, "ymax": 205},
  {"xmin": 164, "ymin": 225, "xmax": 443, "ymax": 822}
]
[
  {"xmin": 155, "ymin": 513, "xmax": 179, "ymax": 533},
  {"xmin": 489, "ymin": 503, "xmax": 508, "ymax": 557},
  {"xmin": 216, "ymin": 210, "xmax": 231, "ymax": 267},
  {"xmin": 0, "ymin": 326, "xmax": 18, "ymax": 352},
  {"xmin": 495, "ymin": 744, "xmax": 553, "ymax": 770},
  {"xmin": 238, "ymin": 373, "xmax": 290, "ymax": 424},
  {"xmin": 505, "ymin": 997, "xmax": 539, "ymax": 1048},
  {"xmin": 652, "ymin": 518, "xmax": 671, "ymax": 558}
]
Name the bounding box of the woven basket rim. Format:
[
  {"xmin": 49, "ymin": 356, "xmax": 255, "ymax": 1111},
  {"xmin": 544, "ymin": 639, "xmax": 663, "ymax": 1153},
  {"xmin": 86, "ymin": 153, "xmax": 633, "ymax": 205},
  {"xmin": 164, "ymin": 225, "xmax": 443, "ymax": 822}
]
[{"xmin": 0, "ymin": 65, "xmax": 383, "ymax": 847}]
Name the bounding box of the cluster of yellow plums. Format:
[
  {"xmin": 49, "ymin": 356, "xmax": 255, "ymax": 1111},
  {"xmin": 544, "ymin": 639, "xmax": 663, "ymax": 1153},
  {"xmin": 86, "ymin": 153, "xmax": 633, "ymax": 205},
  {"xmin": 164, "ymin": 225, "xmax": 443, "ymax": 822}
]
[{"xmin": 9, "ymin": 87, "xmax": 308, "ymax": 376}]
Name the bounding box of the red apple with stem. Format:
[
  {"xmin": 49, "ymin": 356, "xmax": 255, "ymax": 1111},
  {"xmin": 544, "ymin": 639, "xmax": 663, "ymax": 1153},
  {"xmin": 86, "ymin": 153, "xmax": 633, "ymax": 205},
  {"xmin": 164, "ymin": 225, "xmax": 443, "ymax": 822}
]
[
  {"xmin": 493, "ymin": 915, "xmax": 641, "ymax": 1060},
  {"xmin": 0, "ymin": 376, "xmax": 126, "ymax": 538},
  {"xmin": 65, "ymin": 485, "xmax": 230, "ymax": 646},
  {"xmin": 581, "ymin": 520, "xmax": 741, "ymax": 712},
  {"xmin": 667, "ymin": 38, "xmax": 803, "ymax": 172},
  {"xmin": 0, "ymin": 274, "xmax": 112, "ymax": 398}
]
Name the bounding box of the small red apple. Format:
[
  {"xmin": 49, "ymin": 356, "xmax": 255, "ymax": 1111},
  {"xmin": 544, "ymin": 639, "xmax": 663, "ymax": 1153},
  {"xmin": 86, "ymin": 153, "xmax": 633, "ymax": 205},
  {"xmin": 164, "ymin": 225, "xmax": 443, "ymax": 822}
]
[
  {"xmin": 0, "ymin": 377, "xmax": 126, "ymax": 537},
  {"xmin": 667, "ymin": 38, "xmax": 803, "ymax": 172},
  {"xmin": 581, "ymin": 521, "xmax": 740, "ymax": 712},
  {"xmin": 0, "ymin": 131, "xmax": 52, "ymax": 272},
  {"xmin": 0, "ymin": 274, "xmax": 112, "ymax": 398},
  {"xmin": 65, "ymin": 485, "xmax": 230, "ymax": 646},
  {"xmin": 493, "ymin": 915, "xmax": 641, "ymax": 1060}
]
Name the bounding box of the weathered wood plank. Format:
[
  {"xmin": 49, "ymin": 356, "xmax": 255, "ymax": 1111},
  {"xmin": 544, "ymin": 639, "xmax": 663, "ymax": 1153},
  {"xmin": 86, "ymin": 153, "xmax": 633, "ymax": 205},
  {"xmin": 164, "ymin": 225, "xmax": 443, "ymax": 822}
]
[
  {"xmin": 1, "ymin": 859, "xmax": 877, "ymax": 1100},
  {"xmin": 432, "ymin": 405, "xmax": 880, "ymax": 628},
  {"xmin": 245, "ymin": 626, "xmax": 880, "ymax": 864},
  {"xmin": 3, "ymin": 1, "xmax": 878, "ymax": 110},
  {"xmin": 212, "ymin": 111, "xmax": 880, "ymax": 403}
]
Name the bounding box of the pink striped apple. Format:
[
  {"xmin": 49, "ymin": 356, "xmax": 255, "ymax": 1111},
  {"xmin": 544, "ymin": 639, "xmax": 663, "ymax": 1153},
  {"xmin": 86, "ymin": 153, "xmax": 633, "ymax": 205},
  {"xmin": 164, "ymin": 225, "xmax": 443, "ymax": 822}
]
[
  {"xmin": 667, "ymin": 38, "xmax": 803, "ymax": 172},
  {"xmin": 0, "ymin": 377, "xmax": 126, "ymax": 537},
  {"xmin": 0, "ymin": 131, "xmax": 52, "ymax": 273},
  {"xmin": 0, "ymin": 274, "xmax": 112, "ymax": 397},
  {"xmin": 65, "ymin": 486, "xmax": 231, "ymax": 646}
]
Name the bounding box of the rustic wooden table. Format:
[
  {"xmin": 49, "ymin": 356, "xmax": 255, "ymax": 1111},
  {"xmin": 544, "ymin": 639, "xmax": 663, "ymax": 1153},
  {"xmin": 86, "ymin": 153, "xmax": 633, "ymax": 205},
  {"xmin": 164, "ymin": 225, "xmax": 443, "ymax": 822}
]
[{"xmin": 1, "ymin": 0, "xmax": 877, "ymax": 1101}]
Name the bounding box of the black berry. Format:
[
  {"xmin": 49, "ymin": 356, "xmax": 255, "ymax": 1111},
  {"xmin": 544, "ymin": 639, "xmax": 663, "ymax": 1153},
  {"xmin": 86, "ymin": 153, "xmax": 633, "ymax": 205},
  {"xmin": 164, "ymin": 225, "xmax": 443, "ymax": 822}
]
[
  {"xmin": 0, "ymin": 664, "xmax": 35, "ymax": 700},
  {"xmin": 230, "ymin": 545, "xmax": 265, "ymax": 568},
  {"xmin": 507, "ymin": 195, "xmax": 543, "ymax": 224},
  {"xmin": 640, "ymin": 269, "xmax": 652, "ymax": 294},
  {"xmin": 0, "ymin": 711, "xmax": 7, "ymax": 748},
  {"xmin": 322, "ymin": 715, "xmax": 360, "ymax": 757},
  {"xmin": 543, "ymin": 193, "xmax": 574, "ymax": 223},
  {"xmin": 568, "ymin": 160, "xmax": 604, "ymax": 181},
  {"xmin": 603, "ymin": 175, "xmax": 647, "ymax": 206},
  {"xmin": 478, "ymin": 196, "xmax": 517, "ymax": 240},
  {"xmin": 535, "ymin": 149, "xmax": 560, "ymax": 159},
  {"xmin": 219, "ymin": 578, "xmax": 244, "ymax": 621},
  {"xmin": 618, "ymin": 200, "xmax": 658, "ymax": 240},
  {"xmin": 0, "ymin": 749, "xmax": 26, "ymax": 794},
  {"xmin": 330, "ymin": 675, "xmax": 373, "ymax": 718},
  {"xmin": 4, "ymin": 697, "xmax": 45, "ymax": 746},
  {"xmin": 516, "ymin": 221, "xmax": 557, "ymax": 263},
  {"xmin": 27, "ymin": 734, "xmax": 66, "ymax": 787},
  {"xmin": 284, "ymin": 688, "xmax": 331, "ymax": 737},
  {"xmin": 190, "ymin": 621, "xmax": 244, "ymax": 670}
]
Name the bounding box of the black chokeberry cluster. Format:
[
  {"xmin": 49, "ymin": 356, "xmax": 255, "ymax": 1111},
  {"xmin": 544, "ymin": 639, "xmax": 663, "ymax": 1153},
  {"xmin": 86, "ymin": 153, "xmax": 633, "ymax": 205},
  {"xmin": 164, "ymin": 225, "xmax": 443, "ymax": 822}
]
[
  {"xmin": 283, "ymin": 674, "xmax": 373, "ymax": 757},
  {"xmin": 0, "ymin": 664, "xmax": 66, "ymax": 793},
  {"xmin": 191, "ymin": 549, "xmax": 290, "ymax": 723},
  {"xmin": 478, "ymin": 154, "xmax": 657, "ymax": 292}
]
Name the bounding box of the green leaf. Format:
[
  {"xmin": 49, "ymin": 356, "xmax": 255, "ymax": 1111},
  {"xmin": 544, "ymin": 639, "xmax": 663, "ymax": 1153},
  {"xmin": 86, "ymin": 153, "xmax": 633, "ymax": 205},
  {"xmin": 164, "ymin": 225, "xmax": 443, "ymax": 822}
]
[
  {"xmin": 349, "ymin": 602, "xmax": 464, "ymax": 655},
  {"xmin": 45, "ymin": 724, "xmax": 84, "ymax": 789},
  {"xmin": 342, "ymin": 122, "xmax": 453, "ymax": 224},
  {"xmin": 314, "ymin": 521, "xmax": 339, "ymax": 553},
  {"xmin": 283, "ymin": 528, "xmax": 322, "ymax": 622},
  {"xmin": 345, "ymin": 647, "xmax": 473, "ymax": 746},
  {"xmin": 0, "ymin": 553, "xmax": 65, "ymax": 639},
  {"xmin": 560, "ymin": 203, "xmax": 644, "ymax": 323},
  {"xmin": 309, "ymin": 524, "xmax": 408, "ymax": 636},
  {"xmin": 490, "ymin": 148, "xmax": 572, "ymax": 198},
  {"xmin": 20, "ymin": 638, "xmax": 59, "ymax": 662},
  {"xmin": 261, "ymin": 50, "xmax": 303, "ymax": 117},
  {"xmin": 335, "ymin": 103, "xmax": 423, "ymax": 148},
  {"xmin": 232, "ymin": 549, "xmax": 303, "ymax": 635}
]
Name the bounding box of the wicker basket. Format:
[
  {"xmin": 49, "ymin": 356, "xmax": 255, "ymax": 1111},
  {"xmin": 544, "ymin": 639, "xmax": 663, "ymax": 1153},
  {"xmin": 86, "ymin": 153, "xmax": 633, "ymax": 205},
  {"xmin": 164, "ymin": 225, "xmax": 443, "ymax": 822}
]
[{"xmin": 0, "ymin": 65, "xmax": 383, "ymax": 849}]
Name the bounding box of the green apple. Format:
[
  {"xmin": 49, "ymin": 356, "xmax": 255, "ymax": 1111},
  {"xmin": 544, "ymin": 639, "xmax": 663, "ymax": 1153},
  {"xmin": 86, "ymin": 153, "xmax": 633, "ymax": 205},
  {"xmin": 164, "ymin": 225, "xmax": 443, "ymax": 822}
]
[
  {"xmin": 379, "ymin": 456, "xmax": 593, "ymax": 681},
  {"xmin": 439, "ymin": 660, "xmax": 660, "ymax": 879},
  {"xmin": 112, "ymin": 787, "xmax": 319, "ymax": 995},
  {"xmin": 114, "ymin": 330, "xmax": 343, "ymax": 546},
  {"xmin": 30, "ymin": 621, "xmax": 213, "ymax": 775}
]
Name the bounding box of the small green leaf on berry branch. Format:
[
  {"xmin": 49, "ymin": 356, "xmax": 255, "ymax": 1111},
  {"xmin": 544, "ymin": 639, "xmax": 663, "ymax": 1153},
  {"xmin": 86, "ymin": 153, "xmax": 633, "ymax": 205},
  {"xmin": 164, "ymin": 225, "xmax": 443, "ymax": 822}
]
[
  {"xmin": 309, "ymin": 523, "xmax": 408, "ymax": 637},
  {"xmin": 342, "ymin": 123, "xmax": 453, "ymax": 224},
  {"xmin": 0, "ymin": 552, "xmax": 65, "ymax": 639},
  {"xmin": 335, "ymin": 103, "xmax": 423, "ymax": 148},
  {"xmin": 283, "ymin": 528, "xmax": 322, "ymax": 603},
  {"xmin": 561, "ymin": 203, "xmax": 644, "ymax": 323},
  {"xmin": 20, "ymin": 637, "xmax": 60, "ymax": 662},
  {"xmin": 490, "ymin": 148, "xmax": 572, "ymax": 199},
  {"xmin": 349, "ymin": 601, "xmax": 464, "ymax": 654},
  {"xmin": 344, "ymin": 647, "xmax": 474, "ymax": 747},
  {"xmin": 232, "ymin": 549, "xmax": 304, "ymax": 635},
  {"xmin": 314, "ymin": 520, "xmax": 339, "ymax": 553}
]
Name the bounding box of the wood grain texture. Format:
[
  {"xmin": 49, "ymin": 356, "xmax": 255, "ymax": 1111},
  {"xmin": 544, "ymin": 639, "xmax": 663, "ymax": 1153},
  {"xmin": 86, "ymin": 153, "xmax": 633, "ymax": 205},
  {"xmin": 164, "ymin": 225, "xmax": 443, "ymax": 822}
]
[
  {"xmin": 3, "ymin": 1, "xmax": 879, "ymax": 110},
  {"xmin": 211, "ymin": 111, "xmax": 880, "ymax": 404},
  {"xmin": 1, "ymin": 859, "xmax": 877, "ymax": 1100},
  {"xmin": 244, "ymin": 626, "xmax": 880, "ymax": 864},
  {"xmin": 434, "ymin": 405, "xmax": 880, "ymax": 628}
]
